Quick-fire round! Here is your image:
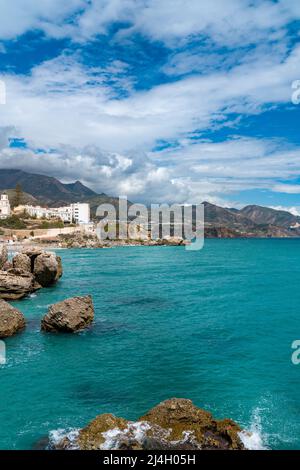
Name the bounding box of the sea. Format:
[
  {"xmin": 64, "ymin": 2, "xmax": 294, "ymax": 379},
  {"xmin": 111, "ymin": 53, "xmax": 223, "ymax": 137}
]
[{"xmin": 1, "ymin": 239, "xmax": 300, "ymax": 449}]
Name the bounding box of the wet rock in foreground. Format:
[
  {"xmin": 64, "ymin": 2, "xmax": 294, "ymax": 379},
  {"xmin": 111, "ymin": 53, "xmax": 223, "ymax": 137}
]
[{"xmin": 53, "ymin": 398, "xmax": 245, "ymax": 450}]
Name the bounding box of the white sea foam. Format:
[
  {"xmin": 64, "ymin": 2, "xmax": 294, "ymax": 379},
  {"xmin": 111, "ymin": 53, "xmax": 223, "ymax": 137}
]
[
  {"xmin": 239, "ymin": 408, "xmax": 268, "ymax": 450},
  {"xmin": 48, "ymin": 410, "xmax": 269, "ymax": 451},
  {"xmin": 100, "ymin": 421, "xmax": 151, "ymax": 450},
  {"xmin": 48, "ymin": 428, "xmax": 80, "ymax": 450}
]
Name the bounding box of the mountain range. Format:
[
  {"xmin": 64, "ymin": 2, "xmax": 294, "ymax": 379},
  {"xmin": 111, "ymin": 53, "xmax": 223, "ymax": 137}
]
[
  {"xmin": 1, "ymin": 168, "xmax": 300, "ymax": 237},
  {"xmin": 0, "ymin": 169, "xmax": 96, "ymax": 206}
]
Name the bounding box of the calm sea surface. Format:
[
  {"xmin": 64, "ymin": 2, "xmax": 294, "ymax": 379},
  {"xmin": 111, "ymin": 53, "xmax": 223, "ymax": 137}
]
[{"xmin": 1, "ymin": 240, "xmax": 300, "ymax": 449}]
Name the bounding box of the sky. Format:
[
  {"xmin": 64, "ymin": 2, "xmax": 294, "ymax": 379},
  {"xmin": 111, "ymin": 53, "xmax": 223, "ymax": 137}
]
[{"xmin": 0, "ymin": 0, "xmax": 300, "ymax": 211}]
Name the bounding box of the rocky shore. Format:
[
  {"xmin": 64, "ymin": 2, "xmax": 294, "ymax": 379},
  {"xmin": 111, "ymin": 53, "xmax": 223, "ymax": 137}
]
[
  {"xmin": 35, "ymin": 232, "xmax": 190, "ymax": 249},
  {"xmin": 50, "ymin": 398, "xmax": 247, "ymax": 450}
]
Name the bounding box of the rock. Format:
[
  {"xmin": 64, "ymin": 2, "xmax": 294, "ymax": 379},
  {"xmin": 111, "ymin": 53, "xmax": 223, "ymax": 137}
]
[
  {"xmin": 78, "ymin": 415, "xmax": 128, "ymax": 450},
  {"xmin": 2, "ymin": 260, "xmax": 12, "ymax": 271},
  {"xmin": 12, "ymin": 253, "xmax": 31, "ymax": 273},
  {"xmin": 33, "ymin": 252, "xmax": 63, "ymax": 287},
  {"xmin": 54, "ymin": 398, "xmax": 245, "ymax": 450},
  {"xmin": 0, "ymin": 245, "xmax": 8, "ymax": 269},
  {"xmin": 0, "ymin": 299, "xmax": 26, "ymax": 337},
  {"xmin": 139, "ymin": 398, "xmax": 244, "ymax": 450},
  {"xmin": 0, "ymin": 270, "xmax": 36, "ymax": 300},
  {"xmin": 161, "ymin": 236, "xmax": 185, "ymax": 246},
  {"xmin": 41, "ymin": 295, "xmax": 94, "ymax": 333},
  {"xmin": 22, "ymin": 247, "xmax": 44, "ymax": 259}
]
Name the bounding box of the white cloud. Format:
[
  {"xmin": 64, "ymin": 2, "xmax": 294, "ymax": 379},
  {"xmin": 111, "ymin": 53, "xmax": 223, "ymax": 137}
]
[
  {"xmin": 0, "ymin": 0, "xmax": 299, "ymax": 47},
  {"xmin": 0, "ymin": 1, "xmax": 300, "ymax": 204},
  {"xmin": 0, "ymin": 0, "xmax": 86, "ymax": 39},
  {"xmin": 0, "ymin": 40, "xmax": 299, "ymax": 152},
  {"xmin": 270, "ymin": 206, "xmax": 300, "ymax": 216}
]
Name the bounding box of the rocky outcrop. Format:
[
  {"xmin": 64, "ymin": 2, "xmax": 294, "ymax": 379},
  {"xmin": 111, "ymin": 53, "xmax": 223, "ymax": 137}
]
[
  {"xmin": 53, "ymin": 398, "xmax": 245, "ymax": 450},
  {"xmin": 0, "ymin": 299, "xmax": 26, "ymax": 337},
  {"xmin": 41, "ymin": 295, "xmax": 94, "ymax": 333},
  {"xmin": 0, "ymin": 270, "xmax": 36, "ymax": 300},
  {"xmin": 0, "ymin": 249, "xmax": 62, "ymax": 300},
  {"xmin": 139, "ymin": 398, "xmax": 244, "ymax": 450},
  {"xmin": 0, "ymin": 245, "xmax": 8, "ymax": 269},
  {"xmin": 12, "ymin": 253, "xmax": 31, "ymax": 273},
  {"xmin": 161, "ymin": 237, "xmax": 188, "ymax": 246},
  {"xmin": 33, "ymin": 252, "xmax": 62, "ymax": 287}
]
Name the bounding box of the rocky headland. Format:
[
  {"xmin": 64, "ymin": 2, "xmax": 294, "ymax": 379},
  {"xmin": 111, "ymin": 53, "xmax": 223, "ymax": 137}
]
[{"xmin": 51, "ymin": 398, "xmax": 246, "ymax": 450}]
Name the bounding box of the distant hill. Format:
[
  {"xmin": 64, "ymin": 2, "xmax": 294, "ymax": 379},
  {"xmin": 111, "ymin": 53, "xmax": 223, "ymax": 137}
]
[
  {"xmin": 240, "ymin": 205, "xmax": 300, "ymax": 228},
  {"xmin": 203, "ymin": 201, "xmax": 257, "ymax": 229},
  {"xmin": 203, "ymin": 201, "xmax": 299, "ymax": 237},
  {"xmin": 0, "ymin": 169, "xmax": 96, "ymax": 206}
]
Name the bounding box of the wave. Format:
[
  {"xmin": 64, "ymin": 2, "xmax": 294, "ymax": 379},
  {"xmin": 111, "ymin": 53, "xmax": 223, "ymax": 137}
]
[
  {"xmin": 239, "ymin": 407, "xmax": 268, "ymax": 450},
  {"xmin": 100, "ymin": 422, "xmax": 151, "ymax": 450},
  {"xmin": 48, "ymin": 428, "xmax": 79, "ymax": 450}
]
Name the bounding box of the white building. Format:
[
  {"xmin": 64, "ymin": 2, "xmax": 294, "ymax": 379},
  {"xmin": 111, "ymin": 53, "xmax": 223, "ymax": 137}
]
[
  {"xmin": 0, "ymin": 193, "xmax": 11, "ymax": 219},
  {"xmin": 70, "ymin": 203, "xmax": 90, "ymax": 225},
  {"xmin": 16, "ymin": 202, "xmax": 90, "ymax": 225}
]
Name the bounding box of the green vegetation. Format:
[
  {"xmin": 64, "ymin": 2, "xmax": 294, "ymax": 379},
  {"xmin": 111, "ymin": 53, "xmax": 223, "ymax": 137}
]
[
  {"xmin": 39, "ymin": 220, "xmax": 65, "ymax": 229},
  {"xmin": 0, "ymin": 215, "xmax": 27, "ymax": 229}
]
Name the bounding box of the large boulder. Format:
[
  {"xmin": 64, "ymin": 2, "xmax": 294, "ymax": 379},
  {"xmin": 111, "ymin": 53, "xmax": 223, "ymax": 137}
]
[
  {"xmin": 0, "ymin": 245, "xmax": 8, "ymax": 269},
  {"xmin": 0, "ymin": 270, "xmax": 36, "ymax": 300},
  {"xmin": 12, "ymin": 253, "xmax": 31, "ymax": 273},
  {"xmin": 33, "ymin": 252, "xmax": 63, "ymax": 287},
  {"xmin": 41, "ymin": 295, "xmax": 94, "ymax": 333},
  {"xmin": 53, "ymin": 398, "xmax": 245, "ymax": 450},
  {"xmin": 0, "ymin": 299, "xmax": 26, "ymax": 337}
]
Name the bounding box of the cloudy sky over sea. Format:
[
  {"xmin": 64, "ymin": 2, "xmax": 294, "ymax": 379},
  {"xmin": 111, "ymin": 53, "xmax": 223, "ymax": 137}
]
[{"xmin": 0, "ymin": 0, "xmax": 300, "ymax": 210}]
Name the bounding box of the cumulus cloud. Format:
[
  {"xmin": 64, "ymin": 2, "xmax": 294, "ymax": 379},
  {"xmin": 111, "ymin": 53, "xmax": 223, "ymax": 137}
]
[
  {"xmin": 0, "ymin": 1, "xmax": 300, "ymax": 47},
  {"xmin": 1, "ymin": 41, "xmax": 299, "ymax": 150},
  {"xmin": 0, "ymin": 0, "xmax": 299, "ymax": 204}
]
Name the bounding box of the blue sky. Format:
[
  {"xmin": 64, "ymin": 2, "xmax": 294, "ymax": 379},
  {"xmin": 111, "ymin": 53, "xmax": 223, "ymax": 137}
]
[{"xmin": 0, "ymin": 0, "xmax": 300, "ymax": 211}]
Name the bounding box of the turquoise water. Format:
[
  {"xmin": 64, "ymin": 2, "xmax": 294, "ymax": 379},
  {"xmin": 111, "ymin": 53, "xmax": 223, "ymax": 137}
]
[{"xmin": 1, "ymin": 240, "xmax": 300, "ymax": 449}]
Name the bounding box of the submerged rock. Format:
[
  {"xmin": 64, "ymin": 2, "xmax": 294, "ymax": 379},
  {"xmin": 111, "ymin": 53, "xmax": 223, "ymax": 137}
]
[
  {"xmin": 33, "ymin": 252, "xmax": 63, "ymax": 287},
  {"xmin": 0, "ymin": 299, "xmax": 26, "ymax": 337},
  {"xmin": 53, "ymin": 398, "xmax": 245, "ymax": 450},
  {"xmin": 41, "ymin": 295, "xmax": 94, "ymax": 333},
  {"xmin": 0, "ymin": 270, "xmax": 36, "ymax": 300}
]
